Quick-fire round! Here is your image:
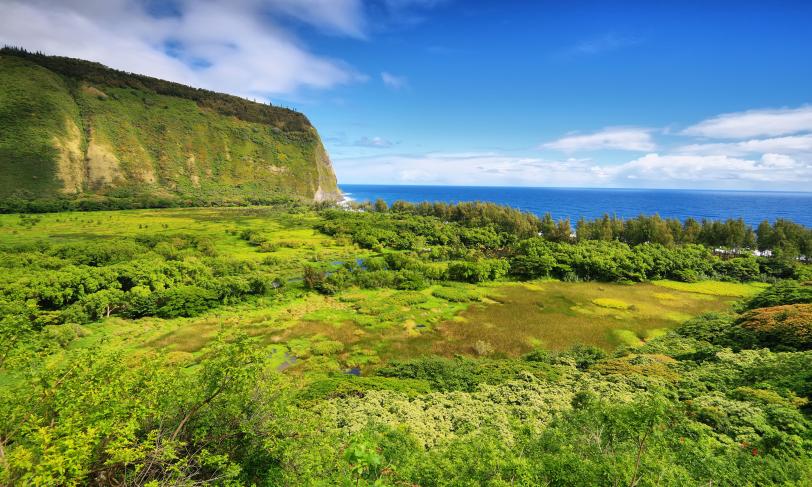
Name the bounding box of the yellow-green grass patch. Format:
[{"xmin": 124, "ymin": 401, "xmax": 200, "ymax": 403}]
[
  {"xmin": 592, "ymin": 298, "xmax": 632, "ymax": 309},
  {"xmin": 652, "ymin": 279, "xmax": 768, "ymax": 297},
  {"xmin": 418, "ymin": 281, "xmax": 733, "ymax": 355}
]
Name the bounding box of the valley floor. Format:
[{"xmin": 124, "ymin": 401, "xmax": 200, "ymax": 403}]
[
  {"xmin": 1, "ymin": 206, "xmax": 808, "ymax": 486},
  {"xmin": 0, "ymin": 207, "xmax": 763, "ymax": 374}
]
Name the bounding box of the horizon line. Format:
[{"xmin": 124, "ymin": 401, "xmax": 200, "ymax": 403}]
[{"xmin": 338, "ymin": 183, "xmax": 812, "ymax": 195}]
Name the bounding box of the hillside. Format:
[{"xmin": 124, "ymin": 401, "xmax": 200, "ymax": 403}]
[{"xmin": 0, "ymin": 47, "xmax": 340, "ymax": 208}]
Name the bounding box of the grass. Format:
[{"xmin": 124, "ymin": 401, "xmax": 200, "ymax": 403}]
[
  {"xmin": 592, "ymin": 298, "xmax": 631, "ymax": 310},
  {"xmin": 0, "ymin": 207, "xmax": 751, "ymax": 375},
  {"xmin": 652, "ymin": 280, "xmax": 768, "ymax": 297},
  {"xmin": 414, "ymin": 281, "xmax": 735, "ymax": 354},
  {"xmin": 0, "ymin": 207, "xmax": 365, "ymax": 279}
]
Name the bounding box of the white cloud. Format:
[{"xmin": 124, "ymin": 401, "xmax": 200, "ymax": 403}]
[
  {"xmin": 543, "ymin": 127, "xmax": 656, "ymax": 152},
  {"xmin": 677, "ymin": 134, "xmax": 812, "ymax": 156},
  {"xmin": 354, "ymin": 136, "xmax": 394, "ymax": 148},
  {"xmin": 0, "ymin": 0, "xmax": 366, "ymax": 98},
  {"xmin": 333, "ymin": 149, "xmax": 811, "ymax": 190},
  {"xmin": 261, "ymin": 0, "xmax": 367, "ymax": 38},
  {"xmin": 682, "ymin": 105, "xmax": 812, "ymax": 139},
  {"xmin": 335, "ymin": 152, "xmax": 610, "ymax": 186},
  {"xmin": 612, "ymin": 153, "xmax": 812, "ymax": 185},
  {"xmin": 381, "ymin": 71, "xmax": 408, "ymax": 90}
]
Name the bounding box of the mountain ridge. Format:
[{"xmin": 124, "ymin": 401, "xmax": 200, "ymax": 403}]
[{"xmin": 0, "ymin": 47, "xmax": 341, "ymax": 209}]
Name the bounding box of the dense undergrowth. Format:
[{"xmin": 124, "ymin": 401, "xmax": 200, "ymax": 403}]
[{"xmin": 1, "ymin": 202, "xmax": 811, "ymax": 485}]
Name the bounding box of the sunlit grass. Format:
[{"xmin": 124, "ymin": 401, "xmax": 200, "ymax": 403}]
[
  {"xmin": 652, "ymin": 279, "xmax": 768, "ymax": 297},
  {"xmin": 3, "ymin": 208, "xmax": 751, "ymax": 373},
  {"xmin": 592, "ymin": 298, "xmax": 631, "ymax": 309},
  {"xmin": 422, "ymin": 281, "xmax": 733, "ymax": 354}
]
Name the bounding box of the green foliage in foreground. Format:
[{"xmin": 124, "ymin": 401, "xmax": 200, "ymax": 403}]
[
  {"xmin": 2, "ymin": 205, "xmax": 812, "ymax": 485},
  {"xmin": 3, "ymin": 314, "xmax": 811, "ymax": 485}
]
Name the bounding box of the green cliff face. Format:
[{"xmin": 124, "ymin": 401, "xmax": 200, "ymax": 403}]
[{"xmin": 0, "ymin": 48, "xmax": 340, "ymax": 206}]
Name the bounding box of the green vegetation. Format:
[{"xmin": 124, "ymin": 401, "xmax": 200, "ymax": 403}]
[
  {"xmin": 0, "ymin": 47, "xmax": 339, "ymax": 209},
  {"xmin": 1, "ymin": 202, "xmax": 811, "ymax": 485},
  {"xmin": 349, "ymin": 199, "xmax": 812, "ymax": 257},
  {"xmin": 652, "ymin": 279, "xmax": 768, "ymax": 297}
]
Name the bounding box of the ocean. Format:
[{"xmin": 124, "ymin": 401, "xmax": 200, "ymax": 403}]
[{"xmin": 339, "ymin": 185, "xmax": 812, "ymax": 228}]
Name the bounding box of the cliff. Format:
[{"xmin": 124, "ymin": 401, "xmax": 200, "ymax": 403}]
[{"xmin": 0, "ymin": 47, "xmax": 341, "ymax": 207}]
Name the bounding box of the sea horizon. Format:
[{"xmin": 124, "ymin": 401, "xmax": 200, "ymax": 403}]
[
  {"xmin": 341, "ymin": 183, "xmax": 812, "ymax": 195},
  {"xmin": 339, "ymin": 183, "xmax": 812, "ymax": 227}
]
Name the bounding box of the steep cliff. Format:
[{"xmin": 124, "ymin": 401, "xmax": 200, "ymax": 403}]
[{"xmin": 0, "ymin": 48, "xmax": 341, "ymax": 207}]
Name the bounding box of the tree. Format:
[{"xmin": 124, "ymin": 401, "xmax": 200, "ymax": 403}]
[{"xmin": 373, "ymin": 198, "xmax": 389, "ymax": 213}]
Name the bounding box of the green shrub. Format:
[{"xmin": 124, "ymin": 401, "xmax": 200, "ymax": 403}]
[
  {"xmin": 741, "ymin": 281, "xmax": 812, "ymax": 311},
  {"xmin": 311, "ymin": 340, "xmax": 345, "ymax": 356},
  {"xmin": 390, "ymin": 291, "xmax": 429, "ymax": 306},
  {"xmin": 431, "ymin": 286, "xmax": 480, "ymax": 302},
  {"xmin": 153, "ymin": 286, "xmax": 219, "ymax": 318}
]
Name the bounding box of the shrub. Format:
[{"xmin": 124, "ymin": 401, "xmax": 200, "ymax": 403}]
[
  {"xmin": 676, "ymin": 312, "xmax": 758, "ymax": 350},
  {"xmin": 362, "ymin": 256, "xmax": 388, "ymax": 271},
  {"xmin": 742, "ymin": 281, "xmax": 812, "ymax": 311},
  {"xmin": 303, "ymin": 264, "xmax": 327, "ymax": 290},
  {"xmin": 431, "ymin": 286, "xmax": 480, "ymax": 302},
  {"xmin": 473, "ymin": 340, "xmax": 494, "ymax": 356},
  {"xmin": 311, "ymin": 340, "xmax": 345, "ymax": 356},
  {"xmin": 390, "ymin": 291, "xmax": 429, "ymax": 306},
  {"xmin": 153, "ymin": 286, "xmax": 219, "ymax": 318},
  {"xmin": 737, "ymin": 304, "xmax": 812, "ymax": 351},
  {"xmin": 394, "ymin": 270, "xmax": 428, "ymax": 290},
  {"xmin": 356, "ymin": 270, "xmax": 396, "ymax": 289}
]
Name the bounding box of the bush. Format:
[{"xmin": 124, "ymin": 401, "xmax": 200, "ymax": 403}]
[
  {"xmin": 737, "ymin": 304, "xmax": 812, "ymax": 351},
  {"xmin": 390, "ymin": 291, "xmax": 429, "ymax": 305},
  {"xmin": 714, "ymin": 257, "xmax": 761, "ymax": 281},
  {"xmin": 303, "ymin": 264, "xmax": 327, "ymax": 290},
  {"xmin": 311, "ymin": 340, "xmax": 345, "ymax": 356},
  {"xmin": 447, "ymin": 260, "xmax": 492, "ymax": 283},
  {"xmin": 394, "ymin": 270, "xmax": 428, "ymax": 290},
  {"xmin": 431, "ymin": 286, "xmax": 480, "ymax": 302},
  {"xmin": 676, "ymin": 313, "xmax": 758, "ymax": 350},
  {"xmin": 153, "ymin": 286, "xmax": 219, "ymax": 318},
  {"xmin": 356, "ymin": 270, "xmax": 396, "ymax": 289},
  {"xmin": 362, "ymin": 256, "xmax": 388, "ymax": 271},
  {"xmin": 742, "ymin": 281, "xmax": 812, "ymax": 311}
]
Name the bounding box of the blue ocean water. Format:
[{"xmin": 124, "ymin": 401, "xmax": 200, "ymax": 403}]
[{"xmin": 339, "ymin": 185, "xmax": 812, "ymax": 228}]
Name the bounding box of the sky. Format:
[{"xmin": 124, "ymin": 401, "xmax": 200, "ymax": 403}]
[{"xmin": 2, "ymin": 0, "xmax": 812, "ymax": 190}]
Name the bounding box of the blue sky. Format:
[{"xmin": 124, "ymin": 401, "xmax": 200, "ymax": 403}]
[{"xmin": 2, "ymin": 0, "xmax": 812, "ymax": 190}]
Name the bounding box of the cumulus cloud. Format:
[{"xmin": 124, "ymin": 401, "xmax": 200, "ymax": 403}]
[
  {"xmin": 354, "ymin": 136, "xmax": 394, "ymax": 148},
  {"xmin": 543, "ymin": 127, "xmax": 656, "ymax": 152},
  {"xmin": 0, "ymin": 0, "xmax": 367, "ymax": 98},
  {"xmin": 334, "ymin": 148, "xmax": 811, "ymax": 190},
  {"xmin": 612, "ymin": 153, "xmax": 812, "ymax": 185},
  {"xmin": 381, "ymin": 71, "xmax": 408, "ymax": 90},
  {"xmin": 334, "ymin": 152, "xmax": 610, "ymax": 186},
  {"xmin": 532, "ymin": 105, "xmax": 812, "ymax": 189},
  {"xmin": 676, "ymin": 134, "xmax": 812, "ymax": 156},
  {"xmin": 682, "ymin": 106, "xmax": 812, "ymax": 139}
]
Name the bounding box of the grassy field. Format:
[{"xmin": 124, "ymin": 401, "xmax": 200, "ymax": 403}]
[
  {"xmin": 74, "ymin": 276, "xmax": 752, "ymax": 376},
  {"xmin": 0, "ymin": 207, "xmax": 759, "ymax": 375},
  {"xmin": 651, "ymin": 279, "xmax": 769, "ymax": 297},
  {"xmin": 0, "ymin": 207, "xmax": 363, "ymax": 278},
  {"xmin": 418, "ymin": 281, "xmax": 753, "ymax": 353}
]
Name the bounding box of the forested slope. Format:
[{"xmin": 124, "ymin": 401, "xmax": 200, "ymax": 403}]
[{"xmin": 0, "ymin": 47, "xmax": 340, "ymax": 209}]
